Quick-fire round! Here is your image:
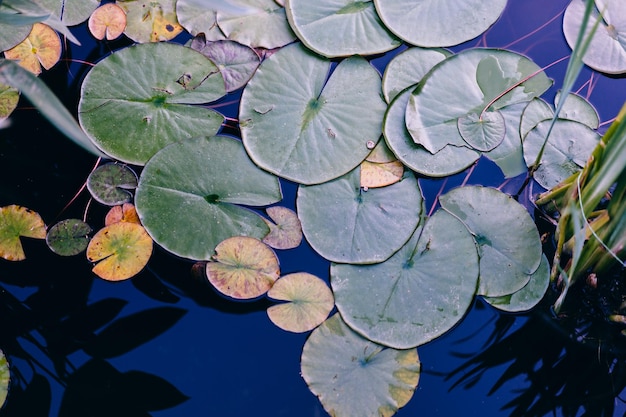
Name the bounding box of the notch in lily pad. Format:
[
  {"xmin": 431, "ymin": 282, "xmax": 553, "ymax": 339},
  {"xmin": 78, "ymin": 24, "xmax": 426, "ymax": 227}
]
[
  {"xmin": 262, "ymin": 206, "xmax": 302, "ymax": 250},
  {"xmin": 0, "ymin": 205, "xmax": 46, "ymax": 261},
  {"xmin": 46, "ymin": 218, "xmax": 92, "ymax": 256},
  {"xmin": 87, "ymin": 163, "xmax": 138, "ymax": 206},
  {"xmin": 88, "ymin": 3, "xmax": 126, "ymax": 41},
  {"xmin": 4, "ymin": 22, "xmax": 61, "ymax": 75}
]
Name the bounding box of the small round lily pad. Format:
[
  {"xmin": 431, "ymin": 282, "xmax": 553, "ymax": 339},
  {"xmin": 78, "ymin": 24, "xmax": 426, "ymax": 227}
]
[
  {"xmin": 46, "ymin": 219, "xmax": 92, "ymax": 256},
  {"xmin": 87, "ymin": 163, "xmax": 138, "ymax": 206}
]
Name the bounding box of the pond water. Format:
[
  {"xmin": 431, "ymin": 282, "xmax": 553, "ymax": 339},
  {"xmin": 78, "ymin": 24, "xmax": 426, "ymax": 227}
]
[{"xmin": 1, "ymin": 0, "xmax": 626, "ymax": 416}]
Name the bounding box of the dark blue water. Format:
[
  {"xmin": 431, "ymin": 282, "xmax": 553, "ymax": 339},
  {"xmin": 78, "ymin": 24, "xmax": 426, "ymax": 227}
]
[{"xmin": 1, "ymin": 1, "xmax": 626, "ymax": 416}]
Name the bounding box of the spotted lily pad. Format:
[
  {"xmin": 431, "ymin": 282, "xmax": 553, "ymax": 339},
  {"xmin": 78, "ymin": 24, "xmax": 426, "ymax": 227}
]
[
  {"xmin": 87, "ymin": 163, "xmax": 138, "ymax": 206},
  {"xmin": 4, "ymin": 22, "xmax": 61, "ymax": 75},
  {"xmin": 117, "ymin": 0, "xmax": 183, "ymax": 43},
  {"xmin": 262, "ymin": 206, "xmax": 302, "ymax": 250},
  {"xmin": 46, "ymin": 219, "xmax": 92, "ymax": 256},
  {"xmin": 0, "ymin": 205, "xmax": 46, "ymax": 261}
]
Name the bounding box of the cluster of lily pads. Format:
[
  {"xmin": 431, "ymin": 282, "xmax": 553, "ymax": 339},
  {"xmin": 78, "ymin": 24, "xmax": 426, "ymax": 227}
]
[{"xmin": 1, "ymin": 0, "xmax": 625, "ymax": 415}]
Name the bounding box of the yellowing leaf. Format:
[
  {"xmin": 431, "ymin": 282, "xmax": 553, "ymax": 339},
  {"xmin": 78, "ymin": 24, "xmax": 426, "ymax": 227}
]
[
  {"xmin": 4, "ymin": 23, "xmax": 61, "ymax": 75},
  {"xmin": 105, "ymin": 203, "xmax": 141, "ymax": 226},
  {"xmin": 360, "ymin": 160, "xmax": 404, "ymax": 188},
  {"xmin": 365, "ymin": 138, "xmax": 397, "ymax": 163},
  {"xmin": 88, "ymin": 3, "xmax": 127, "ymax": 41},
  {"xmin": 0, "ymin": 205, "xmax": 46, "ymax": 261},
  {"xmin": 150, "ymin": 10, "xmax": 183, "ymax": 42},
  {"xmin": 267, "ymin": 273, "xmax": 334, "ymax": 333},
  {"xmin": 86, "ymin": 222, "xmax": 153, "ymax": 281},
  {"xmin": 206, "ymin": 236, "xmax": 279, "ymax": 299},
  {"xmin": 117, "ymin": 0, "xmax": 183, "ymax": 43},
  {"xmin": 262, "ymin": 206, "xmax": 302, "ymax": 250},
  {"xmin": 0, "ymin": 83, "xmax": 19, "ymax": 121}
]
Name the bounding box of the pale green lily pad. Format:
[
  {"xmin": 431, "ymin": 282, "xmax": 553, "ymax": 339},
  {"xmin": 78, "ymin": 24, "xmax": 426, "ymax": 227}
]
[
  {"xmin": 240, "ymin": 42, "xmax": 387, "ymax": 185},
  {"xmin": 78, "ymin": 42, "xmax": 226, "ymax": 165},
  {"xmin": 374, "ymin": 0, "xmax": 507, "ymax": 47},
  {"xmin": 285, "ymin": 0, "xmax": 401, "ymax": 58},
  {"xmin": 46, "ymin": 218, "xmax": 92, "ymax": 256},
  {"xmin": 482, "ymin": 102, "xmax": 528, "ymax": 178},
  {"xmin": 383, "ymin": 86, "xmax": 480, "ymax": 177},
  {"xmin": 262, "ymin": 206, "xmax": 302, "ymax": 250},
  {"xmin": 0, "ymin": 83, "xmax": 19, "ymax": 120},
  {"xmin": 297, "ymin": 167, "xmax": 423, "ymax": 264},
  {"xmin": 439, "ymin": 186, "xmax": 542, "ymax": 297},
  {"xmin": 0, "ymin": 350, "xmax": 8, "ymax": 409},
  {"xmin": 0, "ymin": 205, "xmax": 47, "ymax": 261},
  {"xmin": 523, "ymin": 119, "xmax": 600, "ymax": 189},
  {"xmin": 331, "ymin": 209, "xmax": 479, "ymax": 349},
  {"xmin": 87, "ymin": 163, "xmax": 138, "ymax": 206},
  {"xmin": 483, "ymin": 254, "xmax": 550, "ymax": 313},
  {"xmin": 520, "ymin": 97, "xmax": 554, "ymax": 141},
  {"xmin": 458, "ymin": 110, "xmax": 506, "ymax": 152},
  {"xmin": 406, "ymin": 49, "xmax": 552, "ymax": 154},
  {"xmin": 365, "ymin": 139, "xmax": 396, "ymax": 163},
  {"xmin": 117, "ymin": 0, "xmax": 183, "ymax": 43},
  {"xmin": 216, "ymin": 0, "xmax": 296, "ymax": 49},
  {"xmin": 554, "ymin": 91, "xmax": 600, "ymax": 130},
  {"xmin": 563, "ymin": 0, "xmax": 626, "ymax": 75},
  {"xmin": 267, "ymin": 272, "xmax": 334, "ymax": 333},
  {"xmin": 301, "ymin": 313, "xmax": 420, "ymax": 416},
  {"xmin": 34, "ymin": 0, "xmax": 99, "ymax": 25},
  {"xmin": 135, "ymin": 135, "xmax": 282, "ymax": 261},
  {"xmin": 381, "ymin": 46, "xmax": 451, "ymax": 103},
  {"xmin": 176, "ymin": 0, "xmax": 226, "ymax": 39}
]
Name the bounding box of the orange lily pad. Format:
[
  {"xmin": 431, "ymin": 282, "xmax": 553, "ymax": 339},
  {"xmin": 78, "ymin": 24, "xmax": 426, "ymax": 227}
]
[
  {"xmin": 360, "ymin": 160, "xmax": 404, "ymax": 189},
  {"xmin": 262, "ymin": 206, "xmax": 302, "ymax": 250},
  {"xmin": 88, "ymin": 3, "xmax": 127, "ymax": 41},
  {"xmin": 86, "ymin": 222, "xmax": 153, "ymax": 281},
  {"xmin": 0, "ymin": 205, "xmax": 46, "ymax": 261},
  {"xmin": 4, "ymin": 23, "xmax": 61, "ymax": 75},
  {"xmin": 206, "ymin": 236, "xmax": 280, "ymax": 299},
  {"xmin": 267, "ymin": 273, "xmax": 334, "ymax": 333},
  {"xmin": 105, "ymin": 203, "xmax": 141, "ymax": 226}
]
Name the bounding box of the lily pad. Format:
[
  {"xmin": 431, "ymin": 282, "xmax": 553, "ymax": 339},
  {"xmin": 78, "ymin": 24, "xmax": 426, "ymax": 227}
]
[
  {"xmin": 78, "ymin": 42, "xmax": 226, "ymax": 165},
  {"xmin": 301, "ymin": 313, "xmax": 420, "ymax": 416},
  {"xmin": 116, "ymin": 0, "xmax": 183, "ymax": 43},
  {"xmin": 88, "ymin": 3, "xmax": 126, "ymax": 41},
  {"xmin": 554, "ymin": 91, "xmax": 600, "ymax": 130},
  {"xmin": 206, "ymin": 236, "xmax": 280, "ymax": 299},
  {"xmin": 240, "ymin": 42, "xmax": 387, "ymax": 185},
  {"xmin": 0, "ymin": 83, "xmax": 19, "ymax": 121},
  {"xmin": 135, "ymin": 135, "xmax": 282, "ymax": 260},
  {"xmin": 266, "ymin": 272, "xmax": 334, "ymax": 332},
  {"xmin": 4, "ymin": 22, "xmax": 61, "ymax": 75},
  {"xmin": 87, "ymin": 222, "xmax": 153, "ymax": 281},
  {"xmin": 34, "ymin": 0, "xmax": 99, "ymax": 26},
  {"xmin": 457, "ymin": 110, "xmax": 506, "ymax": 152},
  {"xmin": 87, "ymin": 163, "xmax": 138, "ymax": 206},
  {"xmin": 285, "ymin": 0, "xmax": 401, "ymax": 58},
  {"xmin": 360, "ymin": 160, "xmax": 404, "ymax": 189},
  {"xmin": 0, "ymin": 205, "xmax": 47, "ymax": 261},
  {"xmin": 331, "ymin": 209, "xmax": 479, "ymax": 348},
  {"xmin": 482, "ymin": 102, "xmax": 528, "ymax": 178},
  {"xmin": 365, "ymin": 139, "xmax": 396, "ymax": 163},
  {"xmin": 297, "ymin": 167, "xmax": 423, "ymax": 264},
  {"xmin": 563, "ymin": 0, "xmax": 626, "ymax": 75},
  {"xmin": 46, "ymin": 219, "xmax": 92, "ymax": 256},
  {"xmin": 262, "ymin": 206, "xmax": 302, "ymax": 250},
  {"xmin": 374, "ymin": 0, "xmax": 507, "ymax": 47},
  {"xmin": 439, "ymin": 186, "xmax": 542, "ymax": 297},
  {"xmin": 176, "ymin": 0, "xmax": 226, "ymax": 39},
  {"xmin": 105, "ymin": 203, "xmax": 141, "ymax": 226},
  {"xmin": 0, "ymin": 350, "xmax": 8, "ymax": 409}
]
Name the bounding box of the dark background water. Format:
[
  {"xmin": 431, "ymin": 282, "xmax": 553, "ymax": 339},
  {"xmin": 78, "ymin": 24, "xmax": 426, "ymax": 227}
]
[{"xmin": 1, "ymin": 0, "xmax": 626, "ymax": 416}]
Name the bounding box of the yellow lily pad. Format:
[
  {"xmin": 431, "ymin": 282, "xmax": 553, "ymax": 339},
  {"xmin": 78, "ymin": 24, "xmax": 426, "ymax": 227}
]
[
  {"xmin": 4, "ymin": 23, "xmax": 61, "ymax": 75},
  {"xmin": 88, "ymin": 3, "xmax": 127, "ymax": 41},
  {"xmin": 117, "ymin": 0, "xmax": 183, "ymax": 43},
  {"xmin": 0, "ymin": 205, "xmax": 46, "ymax": 261},
  {"xmin": 262, "ymin": 206, "xmax": 302, "ymax": 250},
  {"xmin": 360, "ymin": 160, "xmax": 404, "ymax": 189},
  {"xmin": 104, "ymin": 203, "xmax": 141, "ymax": 226},
  {"xmin": 206, "ymin": 236, "xmax": 280, "ymax": 299},
  {"xmin": 0, "ymin": 83, "xmax": 19, "ymax": 121},
  {"xmin": 86, "ymin": 222, "xmax": 153, "ymax": 281},
  {"xmin": 267, "ymin": 272, "xmax": 334, "ymax": 333}
]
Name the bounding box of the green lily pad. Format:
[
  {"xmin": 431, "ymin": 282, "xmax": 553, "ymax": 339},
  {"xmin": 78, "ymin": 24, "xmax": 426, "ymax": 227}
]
[
  {"xmin": 116, "ymin": 0, "xmax": 183, "ymax": 43},
  {"xmin": 374, "ymin": 0, "xmax": 507, "ymax": 47},
  {"xmin": 0, "ymin": 82, "xmax": 19, "ymax": 121},
  {"xmin": 262, "ymin": 206, "xmax": 302, "ymax": 250},
  {"xmin": 0, "ymin": 350, "xmax": 8, "ymax": 409},
  {"xmin": 563, "ymin": 0, "xmax": 626, "ymax": 75},
  {"xmin": 285, "ymin": 0, "xmax": 401, "ymax": 58},
  {"xmin": 46, "ymin": 219, "xmax": 92, "ymax": 256},
  {"xmin": 87, "ymin": 163, "xmax": 138, "ymax": 206},
  {"xmin": 482, "ymin": 102, "xmax": 528, "ymax": 178},
  {"xmin": 135, "ymin": 135, "xmax": 282, "ymax": 260},
  {"xmin": 405, "ymin": 49, "xmax": 552, "ymax": 154},
  {"xmin": 457, "ymin": 110, "xmax": 506, "ymax": 152},
  {"xmin": 554, "ymin": 91, "xmax": 600, "ymax": 130},
  {"xmin": 34, "ymin": 0, "xmax": 99, "ymax": 25},
  {"xmin": 78, "ymin": 42, "xmax": 226, "ymax": 165},
  {"xmin": 439, "ymin": 186, "xmax": 542, "ymax": 297},
  {"xmin": 266, "ymin": 272, "xmax": 334, "ymax": 333},
  {"xmin": 240, "ymin": 42, "xmax": 387, "ymax": 185},
  {"xmin": 331, "ymin": 209, "xmax": 479, "ymax": 348},
  {"xmin": 523, "ymin": 119, "xmax": 600, "ymax": 189},
  {"xmin": 206, "ymin": 236, "xmax": 280, "ymax": 299},
  {"xmin": 0, "ymin": 205, "xmax": 47, "ymax": 261},
  {"xmin": 301, "ymin": 313, "xmax": 420, "ymax": 416},
  {"xmin": 297, "ymin": 167, "xmax": 423, "ymax": 264},
  {"xmin": 176, "ymin": 0, "xmax": 226, "ymax": 39},
  {"xmin": 520, "ymin": 97, "xmax": 554, "ymax": 143}
]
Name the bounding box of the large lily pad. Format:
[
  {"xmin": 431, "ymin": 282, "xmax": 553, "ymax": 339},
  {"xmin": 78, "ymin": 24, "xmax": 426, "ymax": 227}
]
[
  {"xmin": 439, "ymin": 186, "xmax": 542, "ymax": 297},
  {"xmin": 240, "ymin": 42, "xmax": 387, "ymax": 185},
  {"xmin": 331, "ymin": 209, "xmax": 479, "ymax": 349},
  {"xmin": 78, "ymin": 42, "xmax": 226, "ymax": 165},
  {"xmin": 301, "ymin": 313, "xmax": 420, "ymax": 416},
  {"xmin": 374, "ymin": 0, "xmax": 507, "ymax": 47},
  {"xmin": 285, "ymin": 0, "xmax": 401, "ymax": 58},
  {"xmin": 176, "ymin": 0, "xmax": 226, "ymax": 39},
  {"xmin": 135, "ymin": 135, "xmax": 282, "ymax": 260},
  {"xmin": 297, "ymin": 167, "xmax": 423, "ymax": 264}
]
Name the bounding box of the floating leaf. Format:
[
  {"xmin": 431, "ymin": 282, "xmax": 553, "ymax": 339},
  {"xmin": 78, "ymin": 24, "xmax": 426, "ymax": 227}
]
[
  {"xmin": 105, "ymin": 203, "xmax": 141, "ymax": 226},
  {"xmin": 46, "ymin": 219, "xmax": 92, "ymax": 256},
  {"xmin": 0, "ymin": 205, "xmax": 46, "ymax": 261},
  {"xmin": 457, "ymin": 111, "xmax": 506, "ymax": 152},
  {"xmin": 331, "ymin": 210, "xmax": 479, "ymax": 348},
  {"xmin": 374, "ymin": 0, "xmax": 506, "ymax": 47},
  {"xmin": 86, "ymin": 222, "xmax": 153, "ymax": 281},
  {"xmin": 365, "ymin": 139, "xmax": 396, "ymax": 163},
  {"xmin": 482, "ymin": 102, "xmax": 528, "ymax": 178},
  {"xmin": 285, "ymin": 0, "xmax": 401, "ymax": 58},
  {"xmin": 554, "ymin": 91, "xmax": 599, "ymax": 130},
  {"xmin": 206, "ymin": 236, "xmax": 280, "ymax": 299},
  {"xmin": 266, "ymin": 272, "xmax": 334, "ymax": 333},
  {"xmin": 439, "ymin": 186, "xmax": 542, "ymax": 297},
  {"xmin": 135, "ymin": 136, "xmax": 282, "ymax": 260},
  {"xmin": 240, "ymin": 42, "xmax": 386, "ymax": 185},
  {"xmin": 117, "ymin": 0, "xmax": 183, "ymax": 43},
  {"xmin": 4, "ymin": 22, "xmax": 61, "ymax": 75},
  {"xmin": 360, "ymin": 160, "xmax": 404, "ymax": 188},
  {"xmin": 297, "ymin": 167, "xmax": 423, "ymax": 264},
  {"xmin": 176, "ymin": 0, "xmax": 226, "ymax": 39},
  {"xmin": 87, "ymin": 163, "xmax": 138, "ymax": 206},
  {"xmin": 0, "ymin": 350, "xmax": 8, "ymax": 409},
  {"xmin": 0, "ymin": 82, "xmax": 19, "ymax": 121},
  {"xmin": 88, "ymin": 3, "xmax": 126, "ymax": 41},
  {"xmin": 301, "ymin": 313, "xmax": 420, "ymax": 417},
  {"xmin": 78, "ymin": 42, "xmax": 226, "ymax": 165},
  {"xmin": 34, "ymin": 0, "xmax": 100, "ymax": 26},
  {"xmin": 262, "ymin": 206, "xmax": 302, "ymax": 250}
]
